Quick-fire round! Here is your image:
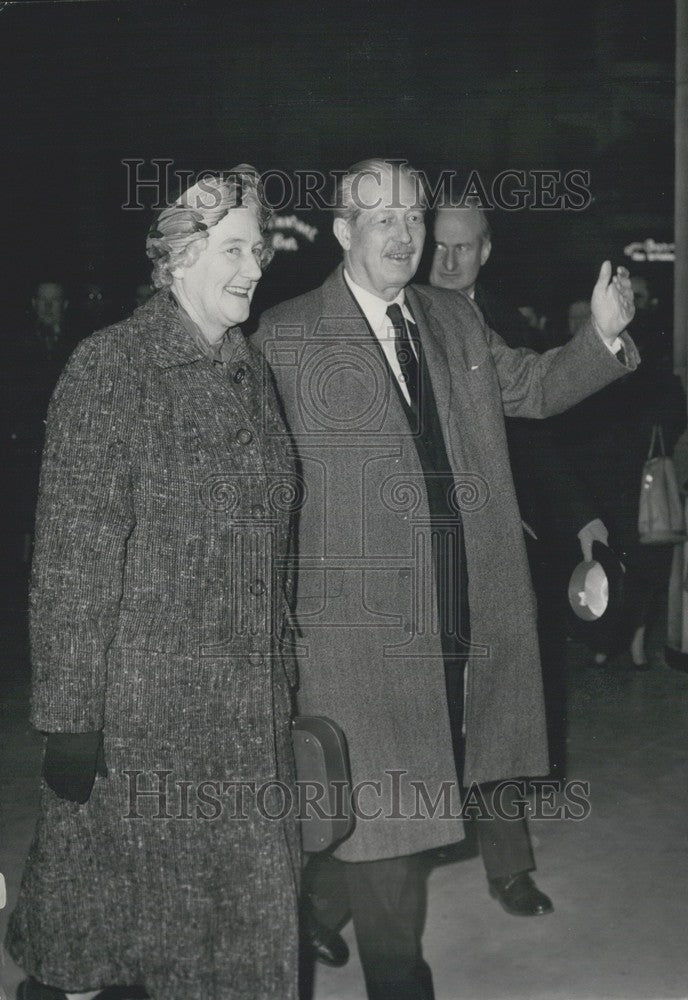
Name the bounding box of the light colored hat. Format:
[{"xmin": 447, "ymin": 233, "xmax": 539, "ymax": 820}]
[{"xmin": 568, "ymin": 542, "xmax": 625, "ymax": 622}]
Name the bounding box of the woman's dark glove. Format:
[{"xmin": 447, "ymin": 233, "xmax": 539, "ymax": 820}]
[{"xmin": 42, "ymin": 730, "xmax": 107, "ymax": 804}]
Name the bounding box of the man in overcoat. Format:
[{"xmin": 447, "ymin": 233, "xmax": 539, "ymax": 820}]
[{"xmin": 254, "ymin": 158, "xmax": 636, "ymax": 1000}]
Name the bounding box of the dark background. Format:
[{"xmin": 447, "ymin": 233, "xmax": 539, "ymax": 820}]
[{"xmin": 1, "ymin": 0, "xmax": 677, "ymax": 327}]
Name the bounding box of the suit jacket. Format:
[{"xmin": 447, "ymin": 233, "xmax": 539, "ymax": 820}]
[{"xmin": 254, "ymin": 266, "xmax": 637, "ymax": 862}]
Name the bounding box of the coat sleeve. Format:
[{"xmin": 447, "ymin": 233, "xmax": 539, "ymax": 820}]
[
  {"xmin": 472, "ymin": 289, "xmax": 602, "ymax": 537},
  {"xmin": 30, "ymin": 336, "xmax": 136, "ymax": 733},
  {"xmin": 483, "ymin": 317, "xmax": 639, "ymax": 419}
]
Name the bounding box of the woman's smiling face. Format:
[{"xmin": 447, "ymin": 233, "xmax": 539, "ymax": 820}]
[{"xmin": 172, "ymin": 207, "xmax": 265, "ymax": 337}]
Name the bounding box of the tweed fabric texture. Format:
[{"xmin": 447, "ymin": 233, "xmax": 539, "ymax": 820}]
[{"xmin": 6, "ymin": 292, "xmax": 300, "ymax": 999}]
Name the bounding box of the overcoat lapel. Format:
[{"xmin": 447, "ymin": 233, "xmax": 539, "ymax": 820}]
[
  {"xmin": 405, "ymin": 284, "xmax": 453, "ymax": 434},
  {"xmin": 319, "ymin": 268, "xmax": 423, "ymax": 441}
]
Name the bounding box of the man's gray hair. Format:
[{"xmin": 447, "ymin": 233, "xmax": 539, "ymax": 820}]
[{"xmin": 333, "ymin": 158, "xmax": 426, "ymax": 223}]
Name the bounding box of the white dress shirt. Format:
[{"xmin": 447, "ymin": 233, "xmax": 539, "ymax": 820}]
[{"xmin": 344, "ymin": 270, "xmax": 418, "ymax": 406}]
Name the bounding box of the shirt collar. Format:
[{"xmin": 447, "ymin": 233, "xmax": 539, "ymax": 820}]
[
  {"xmin": 169, "ymin": 292, "xmax": 243, "ymax": 364},
  {"xmin": 343, "ymin": 269, "xmax": 413, "ymax": 334}
]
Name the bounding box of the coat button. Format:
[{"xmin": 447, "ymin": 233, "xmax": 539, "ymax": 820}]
[
  {"xmin": 248, "ymin": 652, "xmax": 264, "ymax": 666},
  {"xmin": 236, "ymin": 428, "xmax": 253, "ymax": 445},
  {"xmin": 251, "ymin": 504, "xmax": 266, "ymax": 518},
  {"xmin": 233, "ymin": 366, "xmax": 247, "ymax": 383},
  {"xmin": 398, "ymin": 568, "xmax": 411, "ymax": 580},
  {"xmin": 403, "ymin": 619, "xmax": 413, "ymax": 634},
  {"xmin": 250, "ymin": 579, "xmax": 266, "ymax": 596}
]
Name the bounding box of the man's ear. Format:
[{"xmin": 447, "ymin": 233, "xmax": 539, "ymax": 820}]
[
  {"xmin": 333, "ymin": 217, "xmax": 351, "ymax": 252},
  {"xmin": 480, "ymin": 239, "xmax": 492, "ymax": 267}
]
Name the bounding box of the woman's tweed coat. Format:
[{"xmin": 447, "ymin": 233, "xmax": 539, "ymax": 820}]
[{"xmin": 6, "ymin": 292, "xmax": 300, "ymax": 1000}]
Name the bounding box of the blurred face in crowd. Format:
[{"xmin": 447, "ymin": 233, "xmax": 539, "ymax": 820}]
[
  {"xmin": 430, "ymin": 207, "xmax": 491, "ymax": 296},
  {"xmin": 82, "ymin": 283, "xmax": 106, "ymax": 313},
  {"xmin": 631, "ymin": 276, "xmax": 653, "ymax": 312},
  {"xmin": 171, "ymin": 207, "xmax": 264, "ymax": 341},
  {"xmin": 32, "ymin": 282, "xmax": 67, "ymax": 330},
  {"xmin": 567, "ymin": 299, "xmax": 591, "ymax": 335},
  {"xmin": 518, "ymin": 305, "xmax": 541, "ymax": 330},
  {"xmin": 334, "ymin": 167, "xmax": 426, "ymax": 301}
]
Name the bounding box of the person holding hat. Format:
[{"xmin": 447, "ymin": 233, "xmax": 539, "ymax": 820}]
[{"xmin": 6, "ymin": 167, "xmax": 300, "ymax": 1000}]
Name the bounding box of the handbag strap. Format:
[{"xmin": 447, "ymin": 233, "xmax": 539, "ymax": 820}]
[{"xmin": 647, "ymin": 423, "xmax": 667, "ymax": 460}]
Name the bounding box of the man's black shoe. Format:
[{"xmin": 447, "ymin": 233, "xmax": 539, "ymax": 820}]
[
  {"xmin": 305, "ymin": 912, "xmax": 350, "ymax": 967},
  {"xmin": 17, "ymin": 980, "xmax": 67, "ymax": 1000},
  {"xmin": 488, "ymin": 872, "xmax": 553, "ymax": 916}
]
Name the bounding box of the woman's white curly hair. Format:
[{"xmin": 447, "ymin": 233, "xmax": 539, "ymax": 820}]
[{"xmin": 146, "ymin": 164, "xmax": 273, "ymax": 289}]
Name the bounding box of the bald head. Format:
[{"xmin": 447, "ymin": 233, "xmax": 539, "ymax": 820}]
[{"xmin": 430, "ymin": 206, "xmax": 491, "ymax": 296}]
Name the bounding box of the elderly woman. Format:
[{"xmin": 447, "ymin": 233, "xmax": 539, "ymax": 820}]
[{"xmin": 6, "ymin": 168, "xmax": 300, "ymax": 1000}]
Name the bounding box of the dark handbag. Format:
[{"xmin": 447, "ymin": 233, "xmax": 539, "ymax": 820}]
[
  {"xmin": 638, "ymin": 424, "xmax": 686, "ymax": 544},
  {"xmin": 292, "ymin": 716, "xmax": 354, "ymax": 853}
]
